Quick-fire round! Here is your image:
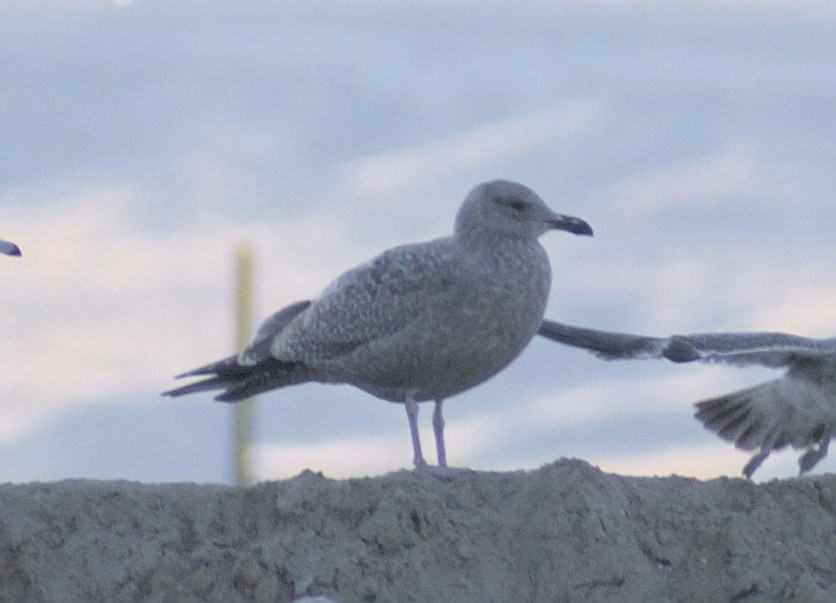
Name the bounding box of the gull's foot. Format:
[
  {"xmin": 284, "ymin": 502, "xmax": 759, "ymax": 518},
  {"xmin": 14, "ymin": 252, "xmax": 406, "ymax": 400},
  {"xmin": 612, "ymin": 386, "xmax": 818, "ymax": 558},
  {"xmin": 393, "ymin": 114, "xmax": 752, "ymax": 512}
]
[
  {"xmin": 798, "ymin": 447, "xmax": 826, "ymax": 474},
  {"xmin": 742, "ymin": 450, "xmax": 770, "ymax": 480}
]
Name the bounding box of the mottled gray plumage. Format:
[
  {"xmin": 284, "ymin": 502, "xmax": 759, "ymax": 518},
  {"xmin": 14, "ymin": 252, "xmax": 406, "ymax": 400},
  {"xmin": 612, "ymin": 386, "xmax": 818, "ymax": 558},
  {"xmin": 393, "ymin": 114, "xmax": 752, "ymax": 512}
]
[
  {"xmin": 165, "ymin": 180, "xmax": 593, "ymax": 469},
  {"xmin": 537, "ymin": 321, "xmax": 836, "ymax": 478},
  {"xmin": 0, "ymin": 239, "xmax": 21, "ymax": 257}
]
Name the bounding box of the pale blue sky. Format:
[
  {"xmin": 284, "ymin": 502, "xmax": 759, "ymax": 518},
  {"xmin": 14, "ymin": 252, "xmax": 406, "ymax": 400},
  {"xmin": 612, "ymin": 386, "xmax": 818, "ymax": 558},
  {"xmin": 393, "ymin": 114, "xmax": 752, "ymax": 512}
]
[{"xmin": 1, "ymin": 1, "xmax": 834, "ymax": 483}]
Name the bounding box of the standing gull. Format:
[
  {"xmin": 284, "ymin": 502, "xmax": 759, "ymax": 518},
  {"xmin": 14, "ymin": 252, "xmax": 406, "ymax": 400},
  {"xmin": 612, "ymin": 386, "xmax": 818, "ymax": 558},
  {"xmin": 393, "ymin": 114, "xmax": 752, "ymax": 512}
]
[
  {"xmin": 164, "ymin": 181, "xmax": 593, "ymax": 469},
  {"xmin": 0, "ymin": 239, "xmax": 21, "ymax": 256},
  {"xmin": 538, "ymin": 320, "xmax": 836, "ymax": 478}
]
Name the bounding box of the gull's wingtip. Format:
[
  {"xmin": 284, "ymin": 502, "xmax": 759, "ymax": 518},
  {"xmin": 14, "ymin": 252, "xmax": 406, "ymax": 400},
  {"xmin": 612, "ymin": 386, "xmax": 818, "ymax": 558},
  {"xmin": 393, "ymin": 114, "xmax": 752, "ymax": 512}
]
[{"xmin": 0, "ymin": 240, "xmax": 21, "ymax": 256}]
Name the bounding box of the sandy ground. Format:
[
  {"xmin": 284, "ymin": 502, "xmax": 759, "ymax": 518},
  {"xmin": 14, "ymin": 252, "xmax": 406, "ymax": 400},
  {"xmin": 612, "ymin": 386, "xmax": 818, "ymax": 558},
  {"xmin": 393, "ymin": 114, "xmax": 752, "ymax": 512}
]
[{"xmin": 1, "ymin": 459, "xmax": 834, "ymax": 602}]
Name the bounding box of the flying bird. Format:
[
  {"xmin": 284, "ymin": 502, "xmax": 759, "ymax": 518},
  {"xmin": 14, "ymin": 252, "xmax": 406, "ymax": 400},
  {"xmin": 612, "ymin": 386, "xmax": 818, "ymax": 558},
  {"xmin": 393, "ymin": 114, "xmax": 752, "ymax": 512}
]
[
  {"xmin": 165, "ymin": 181, "xmax": 593, "ymax": 470},
  {"xmin": 0, "ymin": 239, "xmax": 21, "ymax": 256},
  {"xmin": 666, "ymin": 332, "xmax": 835, "ymax": 479},
  {"xmin": 538, "ymin": 320, "xmax": 836, "ymax": 478}
]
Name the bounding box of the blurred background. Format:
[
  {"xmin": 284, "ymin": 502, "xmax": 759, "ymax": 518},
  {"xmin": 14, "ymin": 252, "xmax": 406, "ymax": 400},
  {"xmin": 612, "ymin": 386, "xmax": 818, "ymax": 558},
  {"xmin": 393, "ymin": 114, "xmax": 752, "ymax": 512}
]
[{"xmin": 1, "ymin": 0, "xmax": 834, "ymax": 484}]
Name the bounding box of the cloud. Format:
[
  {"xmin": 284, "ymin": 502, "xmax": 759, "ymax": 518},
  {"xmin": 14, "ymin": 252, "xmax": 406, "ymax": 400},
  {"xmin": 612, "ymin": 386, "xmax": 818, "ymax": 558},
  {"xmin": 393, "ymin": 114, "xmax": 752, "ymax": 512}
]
[
  {"xmin": 0, "ymin": 173, "xmax": 360, "ymax": 445},
  {"xmin": 554, "ymin": 143, "xmax": 833, "ymax": 334},
  {"xmin": 337, "ymin": 99, "xmax": 607, "ymax": 197},
  {"xmin": 552, "ymin": 234, "xmax": 836, "ymax": 338},
  {"xmin": 5, "ymin": 1, "xmax": 834, "ymax": 25},
  {"xmin": 747, "ymin": 286, "xmax": 836, "ymax": 335},
  {"xmin": 250, "ymin": 366, "xmax": 778, "ymax": 480},
  {"xmin": 588, "ymin": 438, "xmax": 836, "ymax": 481},
  {"xmin": 448, "ymin": 366, "xmax": 774, "ymax": 453},
  {"xmin": 254, "ymin": 431, "xmax": 408, "ymax": 479},
  {"xmin": 605, "ymin": 143, "xmax": 810, "ymax": 216},
  {"xmin": 0, "ymin": 180, "xmax": 210, "ymax": 442},
  {"xmin": 164, "ymin": 116, "xmax": 311, "ymax": 221},
  {"xmin": 0, "ymin": 0, "xmax": 106, "ymax": 19},
  {"xmin": 182, "ymin": 0, "xmax": 836, "ymax": 21},
  {"xmin": 650, "ymin": 254, "xmax": 832, "ymax": 333},
  {"xmin": 251, "ymin": 350, "xmax": 836, "ymax": 482},
  {"xmin": 438, "ymin": 0, "xmax": 836, "ymax": 20},
  {"xmin": 254, "ymin": 429, "xmax": 835, "ymax": 481},
  {"xmin": 485, "ymin": 441, "xmax": 745, "ymax": 480}
]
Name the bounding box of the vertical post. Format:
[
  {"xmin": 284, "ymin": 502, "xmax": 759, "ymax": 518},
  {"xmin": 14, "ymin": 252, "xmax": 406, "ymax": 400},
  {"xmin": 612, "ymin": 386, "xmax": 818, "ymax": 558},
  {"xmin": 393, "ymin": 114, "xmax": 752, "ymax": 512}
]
[{"xmin": 233, "ymin": 244, "xmax": 255, "ymax": 487}]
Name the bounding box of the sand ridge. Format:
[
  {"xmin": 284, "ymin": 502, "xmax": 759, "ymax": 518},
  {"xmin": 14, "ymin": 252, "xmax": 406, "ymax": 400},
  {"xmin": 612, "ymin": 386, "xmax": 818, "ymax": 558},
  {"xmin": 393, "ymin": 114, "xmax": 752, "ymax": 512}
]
[{"xmin": 1, "ymin": 459, "xmax": 834, "ymax": 602}]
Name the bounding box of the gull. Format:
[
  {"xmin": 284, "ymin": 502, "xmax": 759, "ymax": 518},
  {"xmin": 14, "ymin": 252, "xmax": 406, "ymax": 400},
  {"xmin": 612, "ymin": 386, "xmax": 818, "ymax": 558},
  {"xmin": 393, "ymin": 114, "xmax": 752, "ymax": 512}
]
[
  {"xmin": 538, "ymin": 320, "xmax": 836, "ymax": 478},
  {"xmin": 164, "ymin": 181, "xmax": 593, "ymax": 470},
  {"xmin": 666, "ymin": 332, "xmax": 836, "ymax": 478}
]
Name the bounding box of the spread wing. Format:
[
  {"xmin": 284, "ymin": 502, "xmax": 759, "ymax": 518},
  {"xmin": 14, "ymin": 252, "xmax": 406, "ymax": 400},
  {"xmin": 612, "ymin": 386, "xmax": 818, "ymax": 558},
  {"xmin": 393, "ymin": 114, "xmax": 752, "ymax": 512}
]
[
  {"xmin": 663, "ymin": 332, "xmax": 836, "ymax": 368},
  {"xmin": 538, "ymin": 320, "xmax": 669, "ymax": 360},
  {"xmin": 679, "ymin": 332, "xmax": 836, "ymax": 477}
]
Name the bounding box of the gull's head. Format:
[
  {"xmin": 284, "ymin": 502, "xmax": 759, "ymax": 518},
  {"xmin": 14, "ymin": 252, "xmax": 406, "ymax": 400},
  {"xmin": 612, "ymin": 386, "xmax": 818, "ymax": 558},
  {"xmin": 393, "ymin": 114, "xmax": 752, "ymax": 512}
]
[{"xmin": 455, "ymin": 180, "xmax": 593, "ymax": 241}]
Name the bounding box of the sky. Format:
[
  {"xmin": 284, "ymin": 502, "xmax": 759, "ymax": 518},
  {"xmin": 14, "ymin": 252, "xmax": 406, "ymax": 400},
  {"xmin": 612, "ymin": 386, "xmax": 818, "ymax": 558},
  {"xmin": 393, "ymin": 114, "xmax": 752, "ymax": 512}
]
[{"xmin": 1, "ymin": 0, "xmax": 834, "ymax": 484}]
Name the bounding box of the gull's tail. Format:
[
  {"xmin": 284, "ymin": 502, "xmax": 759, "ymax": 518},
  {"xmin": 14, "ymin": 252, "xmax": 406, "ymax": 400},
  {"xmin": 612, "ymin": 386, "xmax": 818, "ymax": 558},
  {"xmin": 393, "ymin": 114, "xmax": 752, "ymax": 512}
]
[
  {"xmin": 694, "ymin": 380, "xmax": 796, "ymax": 479},
  {"xmin": 694, "ymin": 376, "xmax": 833, "ymax": 477},
  {"xmin": 165, "ymin": 299, "xmax": 315, "ymax": 401},
  {"xmin": 163, "ymin": 355, "xmax": 313, "ymax": 402},
  {"xmin": 694, "ymin": 382, "xmax": 787, "ymax": 452}
]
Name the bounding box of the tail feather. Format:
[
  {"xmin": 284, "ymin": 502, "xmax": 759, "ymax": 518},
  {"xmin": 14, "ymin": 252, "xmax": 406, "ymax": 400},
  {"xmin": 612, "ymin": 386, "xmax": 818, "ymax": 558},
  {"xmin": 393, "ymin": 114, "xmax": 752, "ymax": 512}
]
[
  {"xmin": 716, "ymin": 406, "xmax": 754, "ymax": 442},
  {"xmin": 735, "ymin": 418, "xmax": 766, "ymax": 450},
  {"xmin": 214, "ymin": 360, "xmax": 313, "ymax": 402},
  {"xmin": 696, "ymin": 397, "xmax": 749, "ymax": 431},
  {"xmin": 694, "ymin": 384, "xmax": 777, "ymax": 452},
  {"xmin": 173, "ymin": 355, "xmax": 248, "ymax": 379},
  {"xmin": 694, "ymin": 373, "xmax": 835, "ymax": 477},
  {"xmin": 164, "ymin": 355, "xmax": 313, "ymax": 401},
  {"xmin": 163, "ymin": 375, "xmax": 232, "ymax": 397}
]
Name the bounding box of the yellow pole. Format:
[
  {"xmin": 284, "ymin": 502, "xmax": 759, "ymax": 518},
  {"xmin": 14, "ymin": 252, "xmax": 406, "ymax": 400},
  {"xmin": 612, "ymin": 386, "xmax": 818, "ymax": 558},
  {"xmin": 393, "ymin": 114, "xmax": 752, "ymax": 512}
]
[{"xmin": 233, "ymin": 244, "xmax": 255, "ymax": 487}]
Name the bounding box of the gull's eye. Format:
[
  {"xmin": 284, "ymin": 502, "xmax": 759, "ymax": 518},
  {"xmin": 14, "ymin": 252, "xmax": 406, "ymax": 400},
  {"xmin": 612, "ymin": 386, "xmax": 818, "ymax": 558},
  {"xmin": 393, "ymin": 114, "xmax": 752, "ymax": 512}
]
[{"xmin": 509, "ymin": 199, "xmax": 527, "ymax": 212}]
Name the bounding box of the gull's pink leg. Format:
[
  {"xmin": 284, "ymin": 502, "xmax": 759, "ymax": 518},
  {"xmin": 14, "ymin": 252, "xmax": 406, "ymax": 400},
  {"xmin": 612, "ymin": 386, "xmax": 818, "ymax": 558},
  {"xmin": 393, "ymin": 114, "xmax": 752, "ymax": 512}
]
[
  {"xmin": 433, "ymin": 399, "xmax": 447, "ymax": 468},
  {"xmin": 405, "ymin": 395, "xmax": 427, "ymax": 468}
]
